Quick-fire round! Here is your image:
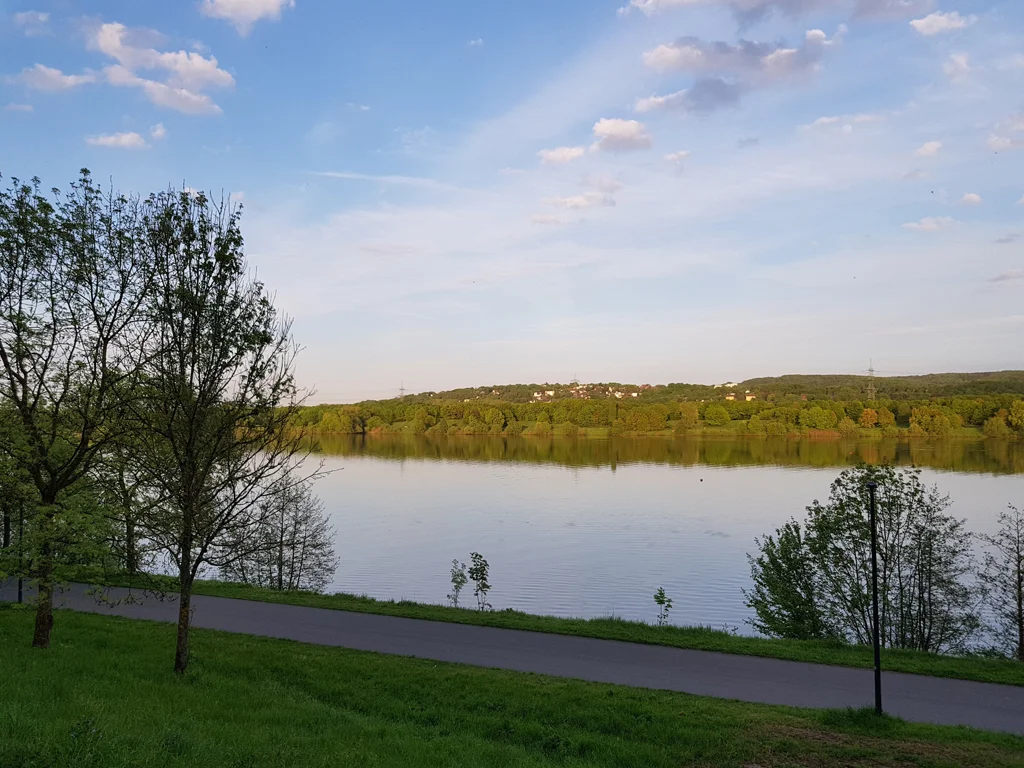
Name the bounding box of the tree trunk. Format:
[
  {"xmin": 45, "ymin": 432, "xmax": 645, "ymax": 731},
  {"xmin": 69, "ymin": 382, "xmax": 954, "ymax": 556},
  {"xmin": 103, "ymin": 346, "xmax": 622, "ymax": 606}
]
[
  {"xmin": 174, "ymin": 582, "xmax": 192, "ymax": 674},
  {"xmin": 31, "ymin": 504, "xmax": 56, "ymax": 649},
  {"xmin": 2, "ymin": 505, "xmax": 9, "ymax": 549},
  {"xmin": 32, "ymin": 543, "xmax": 54, "ymax": 649},
  {"xmin": 125, "ymin": 516, "xmax": 138, "ymax": 577},
  {"xmin": 174, "ymin": 548, "xmax": 193, "ymax": 674}
]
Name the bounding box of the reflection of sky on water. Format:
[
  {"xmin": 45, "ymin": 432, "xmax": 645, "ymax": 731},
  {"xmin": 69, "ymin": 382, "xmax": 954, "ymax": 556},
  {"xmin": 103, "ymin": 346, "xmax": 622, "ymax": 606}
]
[{"xmin": 314, "ymin": 443, "xmax": 1024, "ymax": 632}]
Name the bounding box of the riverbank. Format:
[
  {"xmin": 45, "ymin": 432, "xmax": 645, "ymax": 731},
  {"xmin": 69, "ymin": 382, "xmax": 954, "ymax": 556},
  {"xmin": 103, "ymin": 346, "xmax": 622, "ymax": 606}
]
[
  {"xmin": 2, "ymin": 605, "xmax": 1022, "ymax": 767},
  {"xmin": 62, "ymin": 572, "xmax": 1024, "ymax": 687}
]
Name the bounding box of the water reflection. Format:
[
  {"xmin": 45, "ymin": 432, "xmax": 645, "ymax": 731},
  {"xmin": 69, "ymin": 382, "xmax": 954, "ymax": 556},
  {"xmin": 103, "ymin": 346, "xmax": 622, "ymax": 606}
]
[
  {"xmin": 311, "ymin": 434, "xmax": 1024, "ymax": 631},
  {"xmin": 311, "ymin": 434, "xmax": 1024, "ymax": 475}
]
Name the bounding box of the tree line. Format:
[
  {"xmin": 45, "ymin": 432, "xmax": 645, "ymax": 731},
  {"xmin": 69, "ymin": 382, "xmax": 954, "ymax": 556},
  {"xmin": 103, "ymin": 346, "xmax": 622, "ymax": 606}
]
[
  {"xmin": 746, "ymin": 465, "xmax": 1024, "ymax": 661},
  {"xmin": 0, "ymin": 172, "xmax": 337, "ymax": 673},
  {"xmin": 291, "ymin": 395, "xmax": 1024, "ymax": 439}
]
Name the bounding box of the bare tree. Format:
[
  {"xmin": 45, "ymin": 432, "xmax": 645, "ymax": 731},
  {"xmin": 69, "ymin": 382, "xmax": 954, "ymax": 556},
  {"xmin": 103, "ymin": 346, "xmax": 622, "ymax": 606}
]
[
  {"xmin": 132, "ymin": 189, "xmax": 316, "ymax": 673},
  {"xmin": 218, "ymin": 473, "xmax": 338, "ymax": 593},
  {"xmin": 979, "ymin": 505, "xmax": 1024, "ymax": 660},
  {"xmin": 0, "ymin": 172, "xmax": 152, "ymax": 648}
]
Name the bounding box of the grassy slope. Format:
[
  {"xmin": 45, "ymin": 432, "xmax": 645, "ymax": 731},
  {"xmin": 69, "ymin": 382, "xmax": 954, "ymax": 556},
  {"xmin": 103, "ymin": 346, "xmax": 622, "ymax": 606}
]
[
  {"xmin": 81, "ymin": 573, "xmax": 1024, "ymax": 687},
  {"xmin": 2, "ymin": 605, "xmax": 1022, "ymax": 768}
]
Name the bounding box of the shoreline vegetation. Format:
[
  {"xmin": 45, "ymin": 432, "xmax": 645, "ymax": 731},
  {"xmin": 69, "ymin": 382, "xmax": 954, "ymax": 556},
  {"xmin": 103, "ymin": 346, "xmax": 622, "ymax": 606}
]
[
  {"xmin": 289, "ymin": 372, "xmax": 1024, "ymax": 443},
  {"xmin": 62, "ymin": 571, "xmax": 1024, "ymax": 688},
  {"xmin": 4, "ymin": 609, "xmax": 1024, "ymax": 768}
]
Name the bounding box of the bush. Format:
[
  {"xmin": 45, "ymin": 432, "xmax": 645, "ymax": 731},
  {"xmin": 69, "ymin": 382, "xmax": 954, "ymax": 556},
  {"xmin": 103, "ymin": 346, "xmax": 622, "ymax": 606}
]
[
  {"xmin": 704, "ymin": 404, "xmax": 730, "ymax": 427},
  {"xmin": 983, "ymin": 416, "xmax": 1012, "ymax": 438}
]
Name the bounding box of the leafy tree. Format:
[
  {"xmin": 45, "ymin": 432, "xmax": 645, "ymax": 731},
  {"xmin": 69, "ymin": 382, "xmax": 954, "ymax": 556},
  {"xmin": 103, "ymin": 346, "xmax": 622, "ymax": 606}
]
[
  {"xmin": 984, "ymin": 416, "xmax": 1012, "ymax": 438},
  {"xmin": 447, "ymin": 559, "xmax": 467, "ymax": 607},
  {"xmin": 859, "ymin": 408, "xmax": 879, "ymax": 428},
  {"xmin": 978, "ymin": 505, "xmax": 1024, "ymax": 660},
  {"xmin": 838, "ymin": 417, "xmax": 859, "ymax": 437},
  {"xmin": 217, "ymin": 473, "xmax": 337, "ymax": 593},
  {"xmin": 468, "ymin": 551, "xmax": 491, "ymax": 611},
  {"xmin": 745, "ymin": 520, "xmax": 827, "ymax": 640},
  {"xmin": 1009, "ymin": 401, "xmax": 1024, "ymax": 432},
  {"xmin": 653, "ymin": 586, "xmax": 673, "ymax": 626},
  {"xmin": 910, "ymin": 406, "xmax": 955, "ymax": 437},
  {"xmin": 674, "ymin": 402, "xmax": 699, "ymax": 433},
  {"xmin": 704, "ymin": 404, "xmax": 730, "ymax": 427},
  {"xmin": 877, "ymin": 407, "xmax": 896, "ymax": 428},
  {"xmin": 748, "ymin": 466, "xmax": 979, "ymax": 653},
  {"xmin": 0, "ymin": 172, "xmax": 153, "ymax": 648},
  {"xmin": 130, "ymin": 190, "xmax": 316, "ymax": 673},
  {"xmin": 805, "ymin": 466, "xmax": 977, "ymax": 652}
]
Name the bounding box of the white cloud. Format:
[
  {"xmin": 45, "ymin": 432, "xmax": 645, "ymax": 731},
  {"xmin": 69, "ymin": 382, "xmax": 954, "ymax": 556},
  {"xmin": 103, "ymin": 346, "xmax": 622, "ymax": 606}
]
[
  {"xmin": 665, "ymin": 150, "xmax": 691, "ymax": 163},
  {"xmin": 105, "ymin": 65, "xmax": 223, "ymax": 114},
  {"xmin": 200, "ymin": 0, "xmax": 295, "ymax": 35},
  {"xmin": 805, "ymin": 113, "xmax": 885, "ymax": 131},
  {"xmin": 915, "ymin": 140, "xmax": 942, "ymax": 157},
  {"xmin": 544, "ymin": 192, "xmax": 615, "ymax": 209},
  {"xmin": 85, "ymin": 131, "xmax": 148, "ymax": 149},
  {"xmin": 150, "ymin": 123, "xmax": 167, "ymax": 140},
  {"xmin": 347, "ymin": 103, "xmax": 371, "ymax": 111},
  {"xmin": 538, "ymin": 146, "xmax": 586, "ymax": 165},
  {"xmin": 530, "ymin": 214, "xmax": 564, "ymax": 226},
  {"xmin": 90, "ymin": 22, "xmax": 233, "ymax": 115},
  {"xmin": 636, "ymin": 79, "xmax": 743, "ymax": 114},
  {"xmin": 853, "ymin": 0, "xmax": 934, "ymax": 18},
  {"xmin": 943, "ymin": 53, "xmax": 971, "ymax": 81},
  {"xmin": 13, "ymin": 10, "xmax": 49, "ymax": 36},
  {"xmin": 591, "ymin": 118, "xmax": 651, "ymax": 152},
  {"xmin": 585, "ymin": 175, "xmax": 623, "ymax": 193},
  {"xmin": 988, "ymin": 135, "xmax": 1024, "ymax": 152},
  {"xmin": 499, "ymin": 167, "xmax": 526, "ymax": 175},
  {"xmin": 230, "ymin": 191, "xmax": 245, "ymax": 203},
  {"xmin": 902, "ymin": 216, "xmax": 955, "ymax": 231},
  {"xmin": 910, "ymin": 11, "xmax": 976, "ymax": 36},
  {"xmin": 9, "ymin": 64, "xmax": 96, "ymax": 91},
  {"xmin": 960, "ymin": 192, "xmax": 982, "ymax": 205},
  {"xmin": 4, "ymin": 103, "xmax": 33, "ymax": 112},
  {"xmin": 469, "ymin": 38, "xmax": 484, "ymax": 47},
  {"xmin": 990, "ymin": 269, "xmax": 1024, "ymax": 283},
  {"xmin": 1019, "ymin": 194, "xmax": 1024, "ymax": 205},
  {"xmin": 643, "ymin": 31, "xmax": 843, "ymax": 80}
]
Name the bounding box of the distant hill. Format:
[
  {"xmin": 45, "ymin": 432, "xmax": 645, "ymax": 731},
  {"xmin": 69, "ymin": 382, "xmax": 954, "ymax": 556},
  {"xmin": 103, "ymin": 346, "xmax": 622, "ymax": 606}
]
[{"xmin": 381, "ymin": 371, "xmax": 1024, "ymax": 405}]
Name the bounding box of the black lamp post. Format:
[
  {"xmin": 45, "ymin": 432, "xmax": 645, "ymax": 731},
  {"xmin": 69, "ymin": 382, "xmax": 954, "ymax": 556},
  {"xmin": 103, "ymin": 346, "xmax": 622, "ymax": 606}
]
[{"xmin": 866, "ymin": 480, "xmax": 882, "ymax": 716}]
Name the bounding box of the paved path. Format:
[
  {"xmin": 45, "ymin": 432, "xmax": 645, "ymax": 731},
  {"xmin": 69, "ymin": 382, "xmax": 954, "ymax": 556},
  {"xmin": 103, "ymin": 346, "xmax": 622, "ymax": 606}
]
[{"xmin": 4, "ymin": 581, "xmax": 1024, "ymax": 734}]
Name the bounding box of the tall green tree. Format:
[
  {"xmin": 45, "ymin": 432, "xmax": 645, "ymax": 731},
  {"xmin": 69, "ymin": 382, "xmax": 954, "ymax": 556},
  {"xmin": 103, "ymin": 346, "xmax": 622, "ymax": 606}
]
[
  {"xmin": 0, "ymin": 172, "xmax": 153, "ymax": 648},
  {"xmin": 131, "ymin": 190, "xmax": 316, "ymax": 673},
  {"xmin": 978, "ymin": 505, "xmax": 1024, "ymax": 660}
]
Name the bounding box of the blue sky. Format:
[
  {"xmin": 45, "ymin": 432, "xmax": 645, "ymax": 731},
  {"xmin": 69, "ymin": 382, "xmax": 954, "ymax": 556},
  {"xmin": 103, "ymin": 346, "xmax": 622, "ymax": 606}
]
[{"xmin": 2, "ymin": 0, "xmax": 1022, "ymax": 401}]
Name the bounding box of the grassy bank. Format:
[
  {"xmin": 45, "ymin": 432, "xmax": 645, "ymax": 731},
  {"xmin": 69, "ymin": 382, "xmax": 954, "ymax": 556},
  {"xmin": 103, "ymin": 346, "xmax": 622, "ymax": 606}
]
[
  {"xmin": 69, "ymin": 571, "xmax": 1024, "ymax": 687},
  {"xmin": 2, "ymin": 605, "xmax": 1022, "ymax": 768}
]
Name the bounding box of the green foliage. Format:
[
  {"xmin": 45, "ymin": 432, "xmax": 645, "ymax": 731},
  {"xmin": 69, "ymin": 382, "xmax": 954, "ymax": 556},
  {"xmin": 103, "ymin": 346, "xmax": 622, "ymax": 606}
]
[
  {"xmin": 978, "ymin": 505, "xmax": 1024, "ymax": 661},
  {"xmin": 859, "ymin": 408, "xmax": 879, "ymax": 428},
  {"xmin": 877, "ymin": 407, "xmax": 896, "ymax": 428},
  {"xmin": 447, "ymin": 560, "xmax": 468, "ymax": 608},
  {"xmin": 703, "ymin": 405, "xmax": 730, "ymax": 427},
  {"xmin": 838, "ymin": 417, "xmax": 859, "ymax": 437},
  {"xmin": 910, "ymin": 406, "xmax": 958, "ymax": 437},
  {"xmin": 1009, "ymin": 401, "xmax": 1024, "ymax": 431},
  {"xmin": 468, "ymin": 552, "xmax": 491, "ymax": 611},
  {"xmin": 749, "ymin": 466, "xmax": 980, "ymax": 654},
  {"xmin": 653, "ymin": 587, "xmax": 673, "ymax": 626},
  {"xmin": 746, "ymin": 521, "xmax": 828, "ymax": 640},
  {"xmin": 985, "ymin": 416, "xmax": 1013, "ymax": 438},
  {"xmin": 675, "ymin": 403, "xmax": 699, "ymax": 433}
]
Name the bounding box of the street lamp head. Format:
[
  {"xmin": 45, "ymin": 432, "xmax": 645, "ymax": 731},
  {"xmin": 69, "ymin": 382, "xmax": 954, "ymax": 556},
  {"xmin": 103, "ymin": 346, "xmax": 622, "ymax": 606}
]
[{"xmin": 866, "ymin": 481, "xmax": 878, "ymax": 490}]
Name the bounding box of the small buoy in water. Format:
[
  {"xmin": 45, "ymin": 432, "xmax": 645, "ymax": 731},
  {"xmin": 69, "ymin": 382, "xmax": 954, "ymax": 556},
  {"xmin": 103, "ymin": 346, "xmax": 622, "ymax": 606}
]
[{"xmin": 700, "ymin": 478, "xmax": 703, "ymax": 482}]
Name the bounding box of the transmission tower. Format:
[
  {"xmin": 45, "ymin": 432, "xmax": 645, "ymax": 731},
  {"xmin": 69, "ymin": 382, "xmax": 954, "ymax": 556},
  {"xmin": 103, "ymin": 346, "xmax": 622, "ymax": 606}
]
[
  {"xmin": 399, "ymin": 381, "xmax": 406, "ymax": 399},
  {"xmin": 866, "ymin": 360, "xmax": 876, "ymax": 402}
]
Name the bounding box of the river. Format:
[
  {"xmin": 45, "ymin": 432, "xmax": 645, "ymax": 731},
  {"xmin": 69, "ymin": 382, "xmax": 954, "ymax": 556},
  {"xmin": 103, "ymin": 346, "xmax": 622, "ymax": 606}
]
[{"xmin": 310, "ymin": 435, "xmax": 1024, "ymax": 631}]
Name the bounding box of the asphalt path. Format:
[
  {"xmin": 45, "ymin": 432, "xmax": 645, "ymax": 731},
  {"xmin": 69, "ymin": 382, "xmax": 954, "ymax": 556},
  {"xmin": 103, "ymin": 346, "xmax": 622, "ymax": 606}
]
[{"xmin": 3, "ymin": 581, "xmax": 1023, "ymax": 734}]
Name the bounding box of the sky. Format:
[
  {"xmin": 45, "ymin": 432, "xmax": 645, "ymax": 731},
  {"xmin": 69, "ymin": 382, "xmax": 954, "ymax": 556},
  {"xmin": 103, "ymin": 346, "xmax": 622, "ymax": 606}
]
[{"xmin": 1, "ymin": 0, "xmax": 1022, "ymax": 402}]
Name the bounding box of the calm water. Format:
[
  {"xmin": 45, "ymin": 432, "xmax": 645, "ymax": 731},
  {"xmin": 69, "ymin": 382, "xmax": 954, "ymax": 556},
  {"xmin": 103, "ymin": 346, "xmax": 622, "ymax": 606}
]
[{"xmin": 312, "ymin": 435, "xmax": 1024, "ymax": 632}]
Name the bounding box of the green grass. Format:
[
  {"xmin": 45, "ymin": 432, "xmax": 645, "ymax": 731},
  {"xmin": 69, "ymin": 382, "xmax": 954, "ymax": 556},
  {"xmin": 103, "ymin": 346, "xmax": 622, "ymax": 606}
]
[
  {"xmin": 2, "ymin": 604, "xmax": 1022, "ymax": 768},
  {"xmin": 72, "ymin": 570, "xmax": 1024, "ymax": 688}
]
